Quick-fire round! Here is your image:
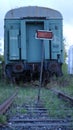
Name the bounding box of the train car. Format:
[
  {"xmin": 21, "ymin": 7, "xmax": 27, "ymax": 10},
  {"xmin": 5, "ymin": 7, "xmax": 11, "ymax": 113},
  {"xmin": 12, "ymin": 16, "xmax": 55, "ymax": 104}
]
[{"xmin": 4, "ymin": 6, "xmax": 64, "ymax": 83}]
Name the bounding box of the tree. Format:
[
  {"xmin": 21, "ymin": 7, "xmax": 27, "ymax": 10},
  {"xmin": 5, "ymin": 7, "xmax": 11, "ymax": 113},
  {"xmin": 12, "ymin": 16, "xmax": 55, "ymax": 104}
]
[
  {"xmin": 63, "ymin": 38, "xmax": 67, "ymax": 63},
  {"xmin": 0, "ymin": 54, "xmax": 4, "ymax": 63}
]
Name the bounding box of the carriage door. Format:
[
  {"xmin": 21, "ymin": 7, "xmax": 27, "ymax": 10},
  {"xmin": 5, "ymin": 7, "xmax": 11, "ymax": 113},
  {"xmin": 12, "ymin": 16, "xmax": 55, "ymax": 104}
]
[
  {"xmin": 26, "ymin": 22, "xmax": 44, "ymax": 62},
  {"xmin": 9, "ymin": 29, "xmax": 20, "ymax": 60}
]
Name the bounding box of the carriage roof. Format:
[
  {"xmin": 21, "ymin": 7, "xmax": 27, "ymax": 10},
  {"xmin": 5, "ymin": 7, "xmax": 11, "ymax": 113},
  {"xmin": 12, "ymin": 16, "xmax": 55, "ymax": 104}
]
[{"xmin": 5, "ymin": 6, "xmax": 62, "ymax": 20}]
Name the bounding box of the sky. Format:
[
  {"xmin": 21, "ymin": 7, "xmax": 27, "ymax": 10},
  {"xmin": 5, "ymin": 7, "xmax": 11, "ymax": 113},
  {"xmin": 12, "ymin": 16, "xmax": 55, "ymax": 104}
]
[{"xmin": 0, "ymin": 0, "xmax": 73, "ymax": 53}]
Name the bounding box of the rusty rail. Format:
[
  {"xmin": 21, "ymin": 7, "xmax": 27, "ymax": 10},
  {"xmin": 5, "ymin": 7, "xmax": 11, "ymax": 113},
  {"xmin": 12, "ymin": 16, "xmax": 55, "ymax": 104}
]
[
  {"xmin": 0, "ymin": 91, "xmax": 18, "ymax": 114},
  {"xmin": 51, "ymin": 88, "xmax": 73, "ymax": 104}
]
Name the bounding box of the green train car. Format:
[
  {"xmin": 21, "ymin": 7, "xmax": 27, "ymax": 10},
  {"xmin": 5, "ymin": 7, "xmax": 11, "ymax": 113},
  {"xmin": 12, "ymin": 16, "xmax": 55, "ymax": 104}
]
[{"xmin": 4, "ymin": 6, "xmax": 64, "ymax": 82}]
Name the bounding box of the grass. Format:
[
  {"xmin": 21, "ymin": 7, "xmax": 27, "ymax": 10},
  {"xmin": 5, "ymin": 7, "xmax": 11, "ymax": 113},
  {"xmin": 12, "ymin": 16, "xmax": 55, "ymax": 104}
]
[
  {"xmin": 15, "ymin": 85, "xmax": 39, "ymax": 105},
  {"xmin": 0, "ymin": 67, "xmax": 73, "ymax": 119},
  {"xmin": 46, "ymin": 63, "xmax": 73, "ymax": 97},
  {"xmin": 45, "ymin": 62, "xmax": 73, "ymax": 119},
  {"xmin": 19, "ymin": 108, "xmax": 27, "ymax": 114},
  {"xmin": 43, "ymin": 89, "xmax": 73, "ymax": 118},
  {"xmin": 48, "ymin": 75, "xmax": 73, "ymax": 97},
  {"xmin": 62, "ymin": 63, "xmax": 68, "ymax": 75},
  {"xmin": 0, "ymin": 81, "xmax": 16, "ymax": 104},
  {"xmin": 0, "ymin": 114, "xmax": 7, "ymax": 124},
  {"xmin": 13, "ymin": 85, "xmax": 73, "ymax": 119}
]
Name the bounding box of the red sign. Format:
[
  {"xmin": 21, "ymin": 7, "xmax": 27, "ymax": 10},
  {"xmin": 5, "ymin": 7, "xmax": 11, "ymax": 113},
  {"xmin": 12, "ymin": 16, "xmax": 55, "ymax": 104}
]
[{"xmin": 36, "ymin": 30, "xmax": 53, "ymax": 40}]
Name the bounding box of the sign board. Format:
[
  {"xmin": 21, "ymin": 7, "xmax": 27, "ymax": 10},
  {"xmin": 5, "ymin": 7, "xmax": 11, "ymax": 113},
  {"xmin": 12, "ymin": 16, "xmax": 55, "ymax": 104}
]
[{"xmin": 36, "ymin": 30, "xmax": 53, "ymax": 40}]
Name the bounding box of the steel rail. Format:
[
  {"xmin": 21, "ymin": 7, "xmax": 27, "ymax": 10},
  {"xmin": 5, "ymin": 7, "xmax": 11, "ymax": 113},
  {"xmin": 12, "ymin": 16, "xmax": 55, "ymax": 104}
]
[
  {"xmin": 9, "ymin": 118, "xmax": 73, "ymax": 123},
  {"xmin": 9, "ymin": 122, "xmax": 72, "ymax": 127},
  {"xmin": 51, "ymin": 88, "xmax": 73, "ymax": 104},
  {"xmin": 0, "ymin": 90, "xmax": 18, "ymax": 114}
]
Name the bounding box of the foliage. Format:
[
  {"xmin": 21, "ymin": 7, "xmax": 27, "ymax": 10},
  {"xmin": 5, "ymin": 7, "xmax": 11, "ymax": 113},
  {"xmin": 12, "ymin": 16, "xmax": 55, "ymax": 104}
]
[
  {"xmin": 0, "ymin": 82, "xmax": 16, "ymax": 104},
  {"xmin": 13, "ymin": 84, "xmax": 73, "ymax": 119},
  {"xmin": 0, "ymin": 54, "xmax": 4, "ymax": 63},
  {"xmin": 62, "ymin": 63, "xmax": 68, "ymax": 75},
  {"xmin": 19, "ymin": 108, "xmax": 27, "ymax": 114},
  {"xmin": 63, "ymin": 38, "xmax": 68, "ymax": 63},
  {"xmin": 0, "ymin": 115, "xmax": 7, "ymax": 124},
  {"xmin": 0, "ymin": 55, "xmax": 4, "ymax": 79},
  {"xmin": 0, "ymin": 78, "xmax": 73, "ymax": 119}
]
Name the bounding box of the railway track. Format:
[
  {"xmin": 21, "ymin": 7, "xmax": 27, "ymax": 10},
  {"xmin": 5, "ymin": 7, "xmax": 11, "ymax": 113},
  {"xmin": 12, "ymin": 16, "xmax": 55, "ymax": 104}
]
[
  {"xmin": 8, "ymin": 103, "xmax": 73, "ymax": 130},
  {"xmin": 0, "ymin": 84, "xmax": 73, "ymax": 130}
]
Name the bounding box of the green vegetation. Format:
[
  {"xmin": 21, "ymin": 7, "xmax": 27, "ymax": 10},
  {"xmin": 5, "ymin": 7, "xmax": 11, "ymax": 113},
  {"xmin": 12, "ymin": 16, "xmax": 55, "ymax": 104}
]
[
  {"xmin": 48, "ymin": 61, "xmax": 73, "ymax": 97},
  {"xmin": 45, "ymin": 62, "xmax": 73, "ymax": 118},
  {"xmin": 19, "ymin": 108, "xmax": 27, "ymax": 114},
  {"xmin": 62, "ymin": 63, "xmax": 68, "ymax": 75},
  {"xmin": 42, "ymin": 89, "xmax": 73, "ymax": 118},
  {"xmin": 15, "ymin": 85, "xmax": 38, "ymax": 105},
  {"xmin": 13, "ymin": 85, "xmax": 73, "ymax": 119},
  {"xmin": 0, "ymin": 55, "xmax": 4, "ymax": 63},
  {"xmin": 0, "ymin": 55, "xmax": 4, "ymax": 79},
  {"xmin": 56, "ymin": 75, "xmax": 73, "ymax": 95},
  {"xmin": 0, "ymin": 60, "xmax": 73, "ymax": 119},
  {"xmin": 0, "ymin": 82, "xmax": 16, "ymax": 104},
  {"xmin": 0, "ymin": 114, "xmax": 7, "ymax": 124}
]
